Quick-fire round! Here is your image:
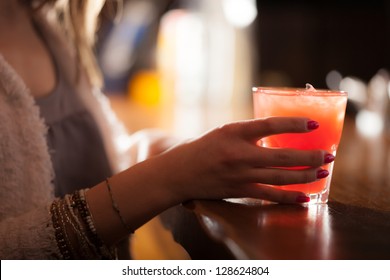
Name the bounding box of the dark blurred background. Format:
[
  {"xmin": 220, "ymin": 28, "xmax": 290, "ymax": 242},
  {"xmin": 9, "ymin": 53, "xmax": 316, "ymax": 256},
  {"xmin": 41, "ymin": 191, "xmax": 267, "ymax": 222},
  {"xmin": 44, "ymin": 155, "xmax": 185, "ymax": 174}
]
[{"xmin": 255, "ymin": 0, "xmax": 390, "ymax": 88}]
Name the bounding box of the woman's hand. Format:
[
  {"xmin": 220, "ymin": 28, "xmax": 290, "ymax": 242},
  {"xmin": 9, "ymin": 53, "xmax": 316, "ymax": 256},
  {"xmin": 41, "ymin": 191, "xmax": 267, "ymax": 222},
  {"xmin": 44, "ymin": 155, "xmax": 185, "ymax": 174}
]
[
  {"xmin": 155, "ymin": 117, "xmax": 333, "ymax": 204},
  {"xmin": 88, "ymin": 117, "xmax": 334, "ymax": 244}
]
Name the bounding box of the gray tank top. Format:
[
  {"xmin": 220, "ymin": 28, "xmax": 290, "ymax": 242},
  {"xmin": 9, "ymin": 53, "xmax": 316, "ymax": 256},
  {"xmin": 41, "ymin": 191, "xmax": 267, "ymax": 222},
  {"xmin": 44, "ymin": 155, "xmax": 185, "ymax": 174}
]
[{"xmin": 35, "ymin": 42, "xmax": 112, "ymax": 198}]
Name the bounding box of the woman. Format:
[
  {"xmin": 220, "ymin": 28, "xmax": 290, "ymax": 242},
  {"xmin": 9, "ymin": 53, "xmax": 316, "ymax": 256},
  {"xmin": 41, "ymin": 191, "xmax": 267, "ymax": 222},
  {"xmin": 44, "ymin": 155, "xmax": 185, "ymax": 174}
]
[{"xmin": 0, "ymin": 0, "xmax": 333, "ymax": 259}]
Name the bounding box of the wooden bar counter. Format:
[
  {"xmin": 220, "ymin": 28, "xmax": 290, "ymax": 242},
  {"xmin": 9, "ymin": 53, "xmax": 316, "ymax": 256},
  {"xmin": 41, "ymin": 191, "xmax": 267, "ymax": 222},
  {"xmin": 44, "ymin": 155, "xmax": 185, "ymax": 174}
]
[{"xmin": 110, "ymin": 96, "xmax": 390, "ymax": 259}]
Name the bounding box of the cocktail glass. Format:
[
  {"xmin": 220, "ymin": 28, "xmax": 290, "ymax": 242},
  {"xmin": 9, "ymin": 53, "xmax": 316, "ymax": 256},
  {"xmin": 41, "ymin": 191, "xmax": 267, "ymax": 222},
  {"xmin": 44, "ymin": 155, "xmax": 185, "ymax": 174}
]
[{"xmin": 252, "ymin": 86, "xmax": 348, "ymax": 203}]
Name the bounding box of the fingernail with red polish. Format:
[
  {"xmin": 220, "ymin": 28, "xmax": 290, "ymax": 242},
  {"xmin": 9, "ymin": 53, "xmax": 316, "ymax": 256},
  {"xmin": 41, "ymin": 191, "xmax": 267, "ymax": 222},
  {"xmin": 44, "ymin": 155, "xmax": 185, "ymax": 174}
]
[
  {"xmin": 296, "ymin": 195, "xmax": 310, "ymax": 203},
  {"xmin": 317, "ymin": 169, "xmax": 329, "ymax": 179},
  {"xmin": 307, "ymin": 120, "xmax": 319, "ymax": 130},
  {"xmin": 324, "ymin": 153, "xmax": 335, "ymax": 164}
]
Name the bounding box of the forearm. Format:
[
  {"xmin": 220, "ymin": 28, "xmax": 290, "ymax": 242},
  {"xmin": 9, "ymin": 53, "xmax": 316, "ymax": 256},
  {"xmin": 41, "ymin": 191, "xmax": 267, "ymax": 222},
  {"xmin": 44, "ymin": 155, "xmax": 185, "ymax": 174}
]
[{"xmin": 86, "ymin": 156, "xmax": 182, "ymax": 246}]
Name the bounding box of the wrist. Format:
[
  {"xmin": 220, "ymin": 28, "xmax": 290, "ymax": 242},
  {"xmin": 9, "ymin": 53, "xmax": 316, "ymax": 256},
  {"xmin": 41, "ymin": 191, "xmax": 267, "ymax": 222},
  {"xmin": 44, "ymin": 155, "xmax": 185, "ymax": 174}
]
[{"xmin": 88, "ymin": 156, "xmax": 183, "ymax": 244}]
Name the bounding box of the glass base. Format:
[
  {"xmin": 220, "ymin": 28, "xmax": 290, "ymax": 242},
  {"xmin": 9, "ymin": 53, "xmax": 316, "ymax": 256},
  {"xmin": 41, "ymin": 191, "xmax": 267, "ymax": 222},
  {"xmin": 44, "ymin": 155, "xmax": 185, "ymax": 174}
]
[{"xmin": 307, "ymin": 190, "xmax": 329, "ymax": 204}]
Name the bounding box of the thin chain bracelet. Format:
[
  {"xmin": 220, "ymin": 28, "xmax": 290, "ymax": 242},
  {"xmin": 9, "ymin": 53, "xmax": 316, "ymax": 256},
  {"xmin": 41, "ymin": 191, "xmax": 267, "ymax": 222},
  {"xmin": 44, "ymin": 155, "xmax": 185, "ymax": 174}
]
[{"xmin": 105, "ymin": 178, "xmax": 134, "ymax": 234}]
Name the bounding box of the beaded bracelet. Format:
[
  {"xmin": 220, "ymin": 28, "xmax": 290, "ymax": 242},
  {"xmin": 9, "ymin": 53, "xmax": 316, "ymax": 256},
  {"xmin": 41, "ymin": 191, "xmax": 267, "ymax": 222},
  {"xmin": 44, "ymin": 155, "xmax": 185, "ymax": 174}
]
[
  {"xmin": 50, "ymin": 200, "xmax": 73, "ymax": 259},
  {"xmin": 78, "ymin": 189, "xmax": 98, "ymax": 235},
  {"xmin": 56, "ymin": 199, "xmax": 78, "ymax": 255},
  {"xmin": 72, "ymin": 190, "xmax": 114, "ymax": 259},
  {"xmin": 72, "ymin": 190, "xmax": 104, "ymax": 249},
  {"xmin": 51, "ymin": 192, "xmax": 115, "ymax": 259},
  {"xmin": 62, "ymin": 195, "xmax": 97, "ymax": 258},
  {"xmin": 105, "ymin": 178, "xmax": 134, "ymax": 234}
]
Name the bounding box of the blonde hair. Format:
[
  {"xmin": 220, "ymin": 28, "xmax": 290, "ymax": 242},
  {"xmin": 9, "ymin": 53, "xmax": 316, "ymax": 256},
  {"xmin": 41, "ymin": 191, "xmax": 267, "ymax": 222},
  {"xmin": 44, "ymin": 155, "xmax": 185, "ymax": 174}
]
[{"xmin": 24, "ymin": 0, "xmax": 119, "ymax": 87}]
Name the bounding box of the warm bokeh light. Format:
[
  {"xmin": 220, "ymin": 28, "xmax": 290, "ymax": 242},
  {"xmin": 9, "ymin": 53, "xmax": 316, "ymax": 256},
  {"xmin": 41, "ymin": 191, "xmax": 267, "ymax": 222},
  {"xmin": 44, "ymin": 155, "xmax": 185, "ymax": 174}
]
[
  {"xmin": 156, "ymin": 2, "xmax": 256, "ymax": 137},
  {"xmin": 356, "ymin": 109, "xmax": 384, "ymax": 138},
  {"xmin": 326, "ymin": 70, "xmax": 342, "ymax": 90},
  {"xmin": 222, "ymin": 0, "xmax": 258, "ymax": 28},
  {"xmin": 340, "ymin": 76, "xmax": 367, "ymax": 108},
  {"xmin": 100, "ymin": 1, "xmax": 156, "ymax": 79}
]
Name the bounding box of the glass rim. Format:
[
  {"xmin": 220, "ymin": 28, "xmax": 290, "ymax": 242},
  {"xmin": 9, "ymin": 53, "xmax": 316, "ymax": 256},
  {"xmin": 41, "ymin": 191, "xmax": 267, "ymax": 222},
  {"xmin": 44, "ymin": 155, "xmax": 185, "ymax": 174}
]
[{"xmin": 252, "ymin": 86, "xmax": 348, "ymax": 96}]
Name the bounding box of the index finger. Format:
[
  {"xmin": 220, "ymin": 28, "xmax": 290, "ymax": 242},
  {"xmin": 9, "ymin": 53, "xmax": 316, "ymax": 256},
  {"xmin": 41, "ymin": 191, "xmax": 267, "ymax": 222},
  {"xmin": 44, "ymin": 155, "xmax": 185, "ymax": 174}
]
[{"xmin": 239, "ymin": 117, "xmax": 318, "ymax": 139}]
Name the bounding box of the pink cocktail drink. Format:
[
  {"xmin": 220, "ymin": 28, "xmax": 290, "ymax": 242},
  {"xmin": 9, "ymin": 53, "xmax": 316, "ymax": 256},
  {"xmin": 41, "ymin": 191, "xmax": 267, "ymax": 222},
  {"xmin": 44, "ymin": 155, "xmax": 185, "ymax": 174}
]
[{"xmin": 252, "ymin": 86, "xmax": 348, "ymax": 203}]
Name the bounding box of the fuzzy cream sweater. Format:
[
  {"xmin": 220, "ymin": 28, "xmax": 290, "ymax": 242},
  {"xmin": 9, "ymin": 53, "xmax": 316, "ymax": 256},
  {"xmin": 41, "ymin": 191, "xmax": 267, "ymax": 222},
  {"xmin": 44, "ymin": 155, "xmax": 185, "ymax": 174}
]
[{"xmin": 0, "ymin": 14, "xmax": 134, "ymax": 259}]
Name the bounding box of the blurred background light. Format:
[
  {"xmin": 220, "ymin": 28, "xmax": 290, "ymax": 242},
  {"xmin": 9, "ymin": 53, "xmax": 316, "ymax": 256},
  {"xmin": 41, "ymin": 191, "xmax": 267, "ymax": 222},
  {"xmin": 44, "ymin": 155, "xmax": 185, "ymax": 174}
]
[
  {"xmin": 356, "ymin": 109, "xmax": 384, "ymax": 137},
  {"xmin": 222, "ymin": 0, "xmax": 258, "ymax": 28},
  {"xmin": 325, "ymin": 70, "xmax": 342, "ymax": 90},
  {"xmin": 340, "ymin": 76, "xmax": 367, "ymax": 109},
  {"xmin": 100, "ymin": 1, "xmax": 156, "ymax": 79}
]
